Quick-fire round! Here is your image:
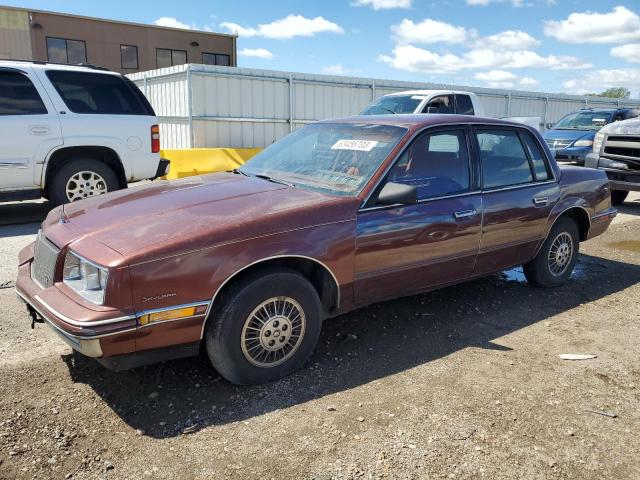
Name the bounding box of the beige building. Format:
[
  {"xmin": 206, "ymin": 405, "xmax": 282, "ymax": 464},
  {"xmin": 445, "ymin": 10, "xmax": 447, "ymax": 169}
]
[{"xmin": 0, "ymin": 5, "xmax": 237, "ymax": 73}]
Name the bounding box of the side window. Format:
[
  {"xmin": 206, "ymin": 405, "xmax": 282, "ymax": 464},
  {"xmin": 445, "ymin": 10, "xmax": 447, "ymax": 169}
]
[
  {"xmin": 520, "ymin": 132, "xmax": 550, "ymax": 181},
  {"xmin": 388, "ymin": 129, "xmax": 470, "ymax": 200},
  {"xmin": 423, "ymin": 95, "xmax": 454, "ymax": 114},
  {"xmin": 455, "ymin": 94, "xmax": 474, "ymax": 115},
  {"xmin": 477, "ymin": 129, "xmax": 533, "ymax": 189},
  {"xmin": 120, "ymin": 45, "xmax": 139, "ymax": 70},
  {"xmin": 45, "ymin": 70, "xmax": 150, "ymax": 115},
  {"xmin": 46, "ymin": 37, "xmax": 87, "ymax": 64},
  {"xmin": 0, "ymin": 71, "xmax": 47, "ymax": 115}
]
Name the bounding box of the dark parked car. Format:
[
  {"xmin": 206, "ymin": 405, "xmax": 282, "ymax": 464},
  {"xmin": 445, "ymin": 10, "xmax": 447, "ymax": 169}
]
[
  {"xmin": 543, "ymin": 108, "xmax": 639, "ymax": 165},
  {"xmin": 17, "ymin": 115, "xmax": 616, "ymax": 385}
]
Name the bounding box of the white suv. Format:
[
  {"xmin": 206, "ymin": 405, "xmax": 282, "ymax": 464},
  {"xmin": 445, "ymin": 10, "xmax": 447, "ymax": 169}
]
[{"xmin": 0, "ymin": 61, "xmax": 169, "ymax": 205}]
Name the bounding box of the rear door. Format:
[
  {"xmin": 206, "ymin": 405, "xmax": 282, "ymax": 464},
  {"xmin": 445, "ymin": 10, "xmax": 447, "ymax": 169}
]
[
  {"xmin": 454, "ymin": 94, "xmax": 475, "ymax": 116},
  {"xmin": 473, "ymin": 126, "xmax": 559, "ymax": 274},
  {"xmin": 422, "ymin": 94, "xmax": 454, "ymax": 114},
  {"xmin": 0, "ymin": 67, "xmax": 62, "ymax": 190},
  {"xmin": 355, "ymin": 126, "xmax": 482, "ymax": 305}
]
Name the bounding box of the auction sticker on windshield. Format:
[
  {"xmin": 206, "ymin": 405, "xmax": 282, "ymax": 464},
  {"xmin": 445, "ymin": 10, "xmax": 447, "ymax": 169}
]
[{"xmin": 331, "ymin": 139, "xmax": 378, "ymax": 151}]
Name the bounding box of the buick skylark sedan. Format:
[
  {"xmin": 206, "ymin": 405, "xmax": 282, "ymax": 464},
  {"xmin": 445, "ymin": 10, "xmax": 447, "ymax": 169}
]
[{"xmin": 17, "ymin": 115, "xmax": 616, "ymax": 385}]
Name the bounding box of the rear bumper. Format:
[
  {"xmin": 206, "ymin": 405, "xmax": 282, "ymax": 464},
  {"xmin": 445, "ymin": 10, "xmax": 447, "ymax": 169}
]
[{"xmin": 152, "ymin": 159, "xmax": 171, "ymax": 180}]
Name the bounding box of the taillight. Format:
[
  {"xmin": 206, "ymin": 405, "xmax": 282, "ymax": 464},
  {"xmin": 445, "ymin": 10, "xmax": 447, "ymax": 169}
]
[{"xmin": 151, "ymin": 125, "xmax": 160, "ymax": 153}]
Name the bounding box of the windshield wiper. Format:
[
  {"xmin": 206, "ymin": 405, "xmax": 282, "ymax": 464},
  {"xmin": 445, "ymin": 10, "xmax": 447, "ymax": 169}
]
[
  {"xmin": 232, "ymin": 168, "xmax": 250, "ymax": 176},
  {"xmin": 254, "ymin": 174, "xmax": 294, "ymax": 187},
  {"xmin": 377, "ymin": 107, "xmax": 397, "ymax": 115}
]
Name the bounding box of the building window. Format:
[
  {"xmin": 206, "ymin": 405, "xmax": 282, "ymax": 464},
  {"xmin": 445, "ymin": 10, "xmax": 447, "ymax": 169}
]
[
  {"xmin": 46, "ymin": 37, "xmax": 87, "ymax": 64},
  {"xmin": 156, "ymin": 48, "xmax": 187, "ymax": 68},
  {"xmin": 120, "ymin": 45, "xmax": 139, "ymax": 70},
  {"xmin": 202, "ymin": 53, "xmax": 231, "ymax": 66}
]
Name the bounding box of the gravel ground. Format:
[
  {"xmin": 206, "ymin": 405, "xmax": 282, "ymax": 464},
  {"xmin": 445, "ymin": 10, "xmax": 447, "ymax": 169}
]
[{"xmin": 0, "ymin": 194, "xmax": 639, "ymax": 480}]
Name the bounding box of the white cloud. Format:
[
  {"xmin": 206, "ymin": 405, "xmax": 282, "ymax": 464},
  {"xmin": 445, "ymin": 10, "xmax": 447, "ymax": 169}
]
[
  {"xmin": 562, "ymin": 68, "xmax": 640, "ymax": 95},
  {"xmin": 544, "ymin": 6, "xmax": 640, "ymax": 44},
  {"xmin": 475, "ymin": 30, "xmax": 539, "ymax": 50},
  {"xmin": 474, "ymin": 70, "xmax": 540, "ymax": 89},
  {"xmin": 220, "ymin": 15, "xmax": 343, "ymax": 39},
  {"xmin": 379, "ymin": 45, "xmax": 591, "ymax": 74},
  {"xmin": 610, "ymin": 43, "xmax": 640, "ymax": 64},
  {"xmin": 352, "ymin": 0, "xmax": 411, "ymax": 10},
  {"xmin": 320, "ymin": 64, "xmax": 359, "ymax": 75},
  {"xmin": 238, "ymin": 48, "xmax": 274, "ymax": 59},
  {"xmin": 391, "ymin": 18, "xmax": 470, "ymax": 45},
  {"xmin": 467, "ymin": 0, "xmax": 525, "ymax": 6},
  {"xmin": 154, "ymin": 17, "xmax": 194, "ymax": 30}
]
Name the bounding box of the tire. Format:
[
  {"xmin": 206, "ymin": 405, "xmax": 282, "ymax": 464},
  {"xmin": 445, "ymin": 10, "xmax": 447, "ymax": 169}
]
[
  {"xmin": 48, "ymin": 158, "xmax": 120, "ymax": 206},
  {"xmin": 611, "ymin": 190, "xmax": 629, "ymax": 207},
  {"xmin": 205, "ymin": 268, "xmax": 323, "ymax": 385},
  {"xmin": 523, "ymin": 216, "xmax": 579, "ymax": 288}
]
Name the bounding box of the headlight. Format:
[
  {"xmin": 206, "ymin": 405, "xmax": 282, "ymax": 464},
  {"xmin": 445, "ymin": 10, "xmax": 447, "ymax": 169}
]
[
  {"xmin": 573, "ymin": 139, "xmax": 593, "ymax": 147},
  {"xmin": 593, "ymin": 132, "xmax": 605, "ymax": 153},
  {"xmin": 63, "ymin": 251, "xmax": 109, "ymax": 305}
]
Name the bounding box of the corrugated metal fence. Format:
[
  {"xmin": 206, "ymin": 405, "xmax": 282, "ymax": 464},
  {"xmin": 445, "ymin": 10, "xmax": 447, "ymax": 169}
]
[{"xmin": 129, "ymin": 64, "xmax": 640, "ymax": 149}]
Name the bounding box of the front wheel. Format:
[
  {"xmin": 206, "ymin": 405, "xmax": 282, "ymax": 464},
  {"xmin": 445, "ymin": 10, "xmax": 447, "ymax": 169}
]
[
  {"xmin": 524, "ymin": 217, "xmax": 579, "ymax": 288},
  {"xmin": 205, "ymin": 269, "xmax": 323, "ymax": 385},
  {"xmin": 611, "ymin": 190, "xmax": 629, "ymax": 206}
]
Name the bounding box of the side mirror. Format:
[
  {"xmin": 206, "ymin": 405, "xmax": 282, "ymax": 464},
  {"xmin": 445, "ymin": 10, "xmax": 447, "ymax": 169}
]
[{"xmin": 376, "ymin": 182, "xmax": 418, "ymax": 206}]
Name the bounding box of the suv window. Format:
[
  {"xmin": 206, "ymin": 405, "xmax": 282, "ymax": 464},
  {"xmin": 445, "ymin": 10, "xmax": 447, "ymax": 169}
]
[
  {"xmin": 423, "ymin": 95, "xmax": 454, "ymax": 114},
  {"xmin": 388, "ymin": 129, "xmax": 470, "ymax": 200},
  {"xmin": 45, "ymin": 70, "xmax": 153, "ymax": 116},
  {"xmin": 520, "ymin": 132, "xmax": 550, "ymax": 181},
  {"xmin": 455, "ymin": 94, "xmax": 474, "ymax": 115},
  {"xmin": 477, "ymin": 129, "xmax": 533, "ymax": 189},
  {"xmin": 0, "ymin": 71, "xmax": 47, "ymax": 115}
]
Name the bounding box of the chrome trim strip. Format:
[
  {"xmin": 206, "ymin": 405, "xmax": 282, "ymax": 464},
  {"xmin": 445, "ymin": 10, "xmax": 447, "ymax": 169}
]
[
  {"xmin": 592, "ymin": 208, "xmax": 617, "ymax": 222},
  {"xmin": 199, "ymin": 255, "xmax": 341, "ymax": 340},
  {"xmin": 138, "ymin": 314, "xmax": 206, "ymax": 329},
  {"xmin": 33, "ymin": 294, "xmax": 135, "ymax": 327},
  {"xmin": 137, "ymin": 301, "xmax": 210, "ymax": 318}
]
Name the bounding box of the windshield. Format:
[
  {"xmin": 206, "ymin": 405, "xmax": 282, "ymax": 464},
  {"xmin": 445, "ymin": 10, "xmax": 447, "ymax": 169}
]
[
  {"xmin": 239, "ymin": 123, "xmax": 407, "ymax": 196},
  {"xmin": 360, "ymin": 95, "xmax": 422, "ymax": 115},
  {"xmin": 554, "ymin": 111, "xmax": 613, "ymax": 131}
]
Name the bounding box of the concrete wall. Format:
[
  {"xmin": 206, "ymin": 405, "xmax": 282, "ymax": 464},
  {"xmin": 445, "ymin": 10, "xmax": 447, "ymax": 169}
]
[{"xmin": 0, "ymin": 8, "xmax": 32, "ymax": 60}]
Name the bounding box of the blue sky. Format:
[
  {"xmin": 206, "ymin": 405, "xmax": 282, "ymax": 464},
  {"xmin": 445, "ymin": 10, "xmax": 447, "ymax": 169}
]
[{"xmin": 4, "ymin": 0, "xmax": 640, "ymax": 97}]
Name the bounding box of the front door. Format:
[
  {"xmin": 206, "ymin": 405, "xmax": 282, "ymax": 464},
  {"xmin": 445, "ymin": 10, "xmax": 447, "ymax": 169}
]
[
  {"xmin": 473, "ymin": 126, "xmax": 560, "ymax": 274},
  {"xmin": 355, "ymin": 127, "xmax": 482, "ymax": 305},
  {"xmin": 0, "ymin": 68, "xmax": 62, "ymax": 190}
]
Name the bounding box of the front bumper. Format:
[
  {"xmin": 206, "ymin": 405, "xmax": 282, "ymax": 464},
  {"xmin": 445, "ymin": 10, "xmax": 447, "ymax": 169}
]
[
  {"xmin": 584, "ymin": 153, "xmax": 640, "ymax": 192},
  {"xmin": 551, "ymin": 146, "xmax": 591, "ymax": 165}
]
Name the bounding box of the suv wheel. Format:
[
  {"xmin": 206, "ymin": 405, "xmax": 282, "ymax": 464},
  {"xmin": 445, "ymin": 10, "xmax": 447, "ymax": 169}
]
[
  {"xmin": 205, "ymin": 269, "xmax": 323, "ymax": 385},
  {"xmin": 611, "ymin": 190, "xmax": 629, "ymax": 206},
  {"xmin": 49, "ymin": 159, "xmax": 119, "ymax": 205},
  {"xmin": 523, "ymin": 217, "xmax": 579, "ymax": 288}
]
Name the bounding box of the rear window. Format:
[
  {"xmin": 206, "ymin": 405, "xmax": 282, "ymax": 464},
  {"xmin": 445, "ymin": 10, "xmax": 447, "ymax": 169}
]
[
  {"xmin": 455, "ymin": 94, "xmax": 474, "ymax": 116},
  {"xmin": 45, "ymin": 70, "xmax": 154, "ymax": 116},
  {"xmin": 0, "ymin": 71, "xmax": 47, "ymax": 115}
]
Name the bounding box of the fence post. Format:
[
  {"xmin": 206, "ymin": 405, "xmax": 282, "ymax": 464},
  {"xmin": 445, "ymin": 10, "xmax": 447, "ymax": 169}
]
[
  {"xmin": 542, "ymin": 96, "xmax": 549, "ymax": 130},
  {"xmin": 371, "ymin": 79, "xmax": 376, "ymax": 101},
  {"xmin": 506, "ymin": 91, "xmax": 512, "ymax": 117},
  {"xmin": 186, "ymin": 65, "xmax": 194, "ymax": 148},
  {"xmin": 143, "ymin": 75, "xmax": 148, "ymax": 96},
  {"xmin": 288, "ymin": 73, "xmax": 294, "ymax": 133}
]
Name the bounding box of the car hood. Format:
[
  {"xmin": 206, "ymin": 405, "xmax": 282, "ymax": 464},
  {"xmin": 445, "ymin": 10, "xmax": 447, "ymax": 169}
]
[
  {"xmin": 543, "ymin": 129, "xmax": 595, "ymax": 142},
  {"xmin": 56, "ymin": 173, "xmax": 358, "ymax": 261},
  {"xmin": 600, "ymin": 117, "xmax": 640, "ymax": 135}
]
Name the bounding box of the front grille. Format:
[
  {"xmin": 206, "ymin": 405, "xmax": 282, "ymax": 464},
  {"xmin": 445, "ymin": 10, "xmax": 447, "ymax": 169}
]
[
  {"xmin": 545, "ymin": 139, "xmax": 572, "ymax": 150},
  {"xmin": 603, "ymin": 135, "xmax": 640, "ymax": 170},
  {"xmin": 31, "ymin": 231, "xmax": 60, "ymax": 289}
]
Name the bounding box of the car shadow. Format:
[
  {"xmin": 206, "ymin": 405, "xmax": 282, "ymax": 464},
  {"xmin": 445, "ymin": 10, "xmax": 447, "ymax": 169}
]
[
  {"xmin": 0, "ymin": 200, "xmax": 50, "ymax": 237},
  {"xmin": 62, "ymin": 253, "xmax": 640, "ymax": 439},
  {"xmin": 618, "ymin": 198, "xmax": 640, "ymax": 217}
]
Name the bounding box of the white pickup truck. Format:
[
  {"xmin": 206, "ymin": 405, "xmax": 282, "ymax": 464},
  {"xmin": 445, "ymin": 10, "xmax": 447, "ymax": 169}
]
[
  {"xmin": 361, "ymin": 90, "xmax": 540, "ymax": 129},
  {"xmin": 0, "ymin": 61, "xmax": 169, "ymax": 205}
]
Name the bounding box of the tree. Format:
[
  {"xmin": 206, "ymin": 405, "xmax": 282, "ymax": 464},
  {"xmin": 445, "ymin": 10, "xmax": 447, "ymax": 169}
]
[{"xmin": 586, "ymin": 87, "xmax": 631, "ymax": 98}]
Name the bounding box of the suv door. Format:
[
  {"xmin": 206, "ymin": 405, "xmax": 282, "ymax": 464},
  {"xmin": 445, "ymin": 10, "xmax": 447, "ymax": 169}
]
[
  {"xmin": 0, "ymin": 68, "xmax": 62, "ymax": 191},
  {"xmin": 455, "ymin": 94, "xmax": 475, "ymax": 115},
  {"xmin": 422, "ymin": 94, "xmax": 454, "ymax": 114},
  {"xmin": 355, "ymin": 127, "xmax": 482, "ymax": 305},
  {"xmin": 473, "ymin": 127, "xmax": 559, "ymax": 274}
]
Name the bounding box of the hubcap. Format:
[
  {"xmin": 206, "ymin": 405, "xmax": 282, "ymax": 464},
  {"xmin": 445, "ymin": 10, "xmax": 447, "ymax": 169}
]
[
  {"xmin": 65, "ymin": 171, "xmax": 108, "ymax": 202},
  {"xmin": 548, "ymin": 232, "xmax": 574, "ymax": 277},
  {"xmin": 241, "ymin": 297, "xmax": 306, "ymax": 368}
]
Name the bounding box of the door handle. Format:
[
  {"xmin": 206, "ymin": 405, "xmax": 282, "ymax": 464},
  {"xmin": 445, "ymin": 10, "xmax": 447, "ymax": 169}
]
[
  {"xmin": 533, "ymin": 197, "xmax": 548, "ymax": 206},
  {"xmin": 454, "ymin": 209, "xmax": 477, "ymax": 219},
  {"xmin": 29, "ymin": 125, "xmax": 50, "ymax": 136}
]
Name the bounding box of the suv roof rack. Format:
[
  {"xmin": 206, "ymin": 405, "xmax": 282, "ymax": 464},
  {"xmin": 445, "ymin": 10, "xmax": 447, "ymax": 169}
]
[{"xmin": 0, "ymin": 59, "xmax": 112, "ymax": 72}]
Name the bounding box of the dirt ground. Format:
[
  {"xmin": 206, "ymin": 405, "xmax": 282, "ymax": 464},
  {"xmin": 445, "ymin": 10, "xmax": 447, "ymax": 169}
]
[{"xmin": 0, "ymin": 195, "xmax": 639, "ymax": 480}]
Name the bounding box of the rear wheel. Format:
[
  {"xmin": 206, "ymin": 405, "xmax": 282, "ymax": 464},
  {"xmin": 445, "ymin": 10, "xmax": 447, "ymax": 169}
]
[
  {"xmin": 49, "ymin": 158, "xmax": 119, "ymax": 206},
  {"xmin": 524, "ymin": 217, "xmax": 579, "ymax": 288},
  {"xmin": 205, "ymin": 269, "xmax": 323, "ymax": 385},
  {"xmin": 611, "ymin": 190, "xmax": 629, "ymax": 206}
]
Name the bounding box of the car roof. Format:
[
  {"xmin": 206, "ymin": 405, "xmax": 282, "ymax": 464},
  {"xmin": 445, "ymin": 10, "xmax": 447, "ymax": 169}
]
[
  {"xmin": 383, "ymin": 90, "xmax": 474, "ymax": 97},
  {"xmin": 0, "ymin": 60, "xmax": 119, "ymax": 75},
  {"xmin": 319, "ymin": 114, "xmax": 520, "ymax": 129}
]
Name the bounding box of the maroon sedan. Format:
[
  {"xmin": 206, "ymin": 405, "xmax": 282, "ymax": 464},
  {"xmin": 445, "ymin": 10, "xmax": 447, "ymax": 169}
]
[{"xmin": 17, "ymin": 115, "xmax": 616, "ymax": 385}]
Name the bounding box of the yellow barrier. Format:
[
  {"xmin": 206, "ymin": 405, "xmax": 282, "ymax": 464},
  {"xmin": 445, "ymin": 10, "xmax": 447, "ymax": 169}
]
[{"xmin": 160, "ymin": 148, "xmax": 263, "ymax": 180}]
